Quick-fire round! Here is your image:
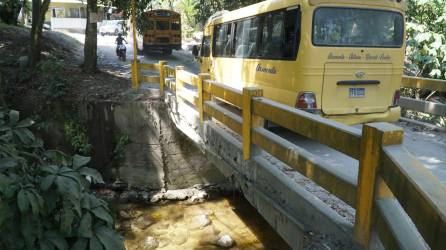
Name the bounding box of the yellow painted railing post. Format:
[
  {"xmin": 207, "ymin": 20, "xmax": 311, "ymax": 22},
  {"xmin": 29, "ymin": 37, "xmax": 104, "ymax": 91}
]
[
  {"xmin": 354, "ymin": 123, "xmax": 403, "ymax": 248},
  {"xmin": 158, "ymin": 61, "xmax": 167, "ymax": 96},
  {"xmin": 130, "ymin": 0, "xmax": 139, "ymax": 89},
  {"xmin": 131, "ymin": 60, "xmax": 140, "ymax": 89},
  {"xmin": 175, "ymin": 66, "xmax": 184, "ymax": 93},
  {"xmin": 198, "ymin": 73, "xmax": 211, "ymax": 123},
  {"xmin": 242, "ymin": 87, "xmax": 263, "ymax": 161}
]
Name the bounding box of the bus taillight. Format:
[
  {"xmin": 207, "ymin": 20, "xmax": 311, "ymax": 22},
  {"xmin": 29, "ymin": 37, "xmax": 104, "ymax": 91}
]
[
  {"xmin": 392, "ymin": 90, "xmax": 401, "ymax": 106},
  {"xmin": 296, "ymin": 92, "xmax": 317, "ymax": 109}
]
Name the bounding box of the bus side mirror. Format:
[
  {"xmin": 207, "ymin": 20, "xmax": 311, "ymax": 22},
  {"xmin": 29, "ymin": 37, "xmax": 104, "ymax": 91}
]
[{"xmin": 192, "ymin": 45, "xmax": 199, "ymax": 57}]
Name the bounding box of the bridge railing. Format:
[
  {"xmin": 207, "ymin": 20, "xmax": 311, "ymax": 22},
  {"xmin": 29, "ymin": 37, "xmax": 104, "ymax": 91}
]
[
  {"xmin": 140, "ymin": 61, "xmax": 446, "ymax": 249},
  {"xmin": 400, "ymin": 76, "xmax": 446, "ymax": 116}
]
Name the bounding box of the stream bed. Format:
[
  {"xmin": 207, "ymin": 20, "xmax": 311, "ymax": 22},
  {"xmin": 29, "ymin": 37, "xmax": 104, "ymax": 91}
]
[{"xmin": 115, "ymin": 195, "xmax": 291, "ymax": 250}]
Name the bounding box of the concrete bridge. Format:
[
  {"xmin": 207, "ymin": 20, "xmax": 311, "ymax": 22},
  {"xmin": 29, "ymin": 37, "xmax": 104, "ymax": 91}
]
[{"xmin": 128, "ymin": 61, "xmax": 445, "ymax": 250}]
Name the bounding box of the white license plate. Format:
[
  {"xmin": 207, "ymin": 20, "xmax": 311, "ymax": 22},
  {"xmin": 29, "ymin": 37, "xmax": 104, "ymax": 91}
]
[{"xmin": 349, "ymin": 88, "xmax": 365, "ymax": 98}]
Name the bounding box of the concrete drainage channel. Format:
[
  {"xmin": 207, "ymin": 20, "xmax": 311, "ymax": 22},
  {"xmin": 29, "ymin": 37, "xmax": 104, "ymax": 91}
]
[
  {"xmin": 33, "ymin": 90, "xmax": 361, "ymax": 249},
  {"xmin": 78, "ymin": 97, "xmax": 294, "ymax": 249}
]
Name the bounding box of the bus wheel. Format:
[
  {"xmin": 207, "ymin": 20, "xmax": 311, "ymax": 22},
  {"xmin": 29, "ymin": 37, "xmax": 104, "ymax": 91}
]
[{"xmin": 162, "ymin": 49, "xmax": 172, "ymax": 55}]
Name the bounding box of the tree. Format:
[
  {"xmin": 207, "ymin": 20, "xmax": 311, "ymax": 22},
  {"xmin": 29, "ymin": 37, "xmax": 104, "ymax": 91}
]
[
  {"xmin": 406, "ymin": 0, "xmax": 446, "ymax": 79},
  {"xmin": 29, "ymin": 0, "xmax": 51, "ymax": 68},
  {"xmin": 192, "ymin": 0, "xmax": 261, "ymax": 26},
  {"xmin": 0, "ymin": 0, "xmax": 23, "ymax": 25},
  {"xmin": 83, "ymin": 0, "xmax": 98, "ymax": 73}
]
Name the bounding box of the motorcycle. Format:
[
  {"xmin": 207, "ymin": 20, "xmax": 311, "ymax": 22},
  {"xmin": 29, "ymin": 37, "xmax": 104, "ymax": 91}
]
[{"xmin": 117, "ymin": 44, "xmax": 126, "ymax": 61}]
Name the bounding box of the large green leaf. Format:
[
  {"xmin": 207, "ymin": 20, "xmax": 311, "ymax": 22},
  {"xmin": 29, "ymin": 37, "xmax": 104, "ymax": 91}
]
[
  {"xmin": 80, "ymin": 167, "xmax": 105, "ymax": 184},
  {"xmin": 95, "ymin": 226, "xmax": 125, "ymax": 250},
  {"xmin": 65, "ymin": 195, "xmax": 82, "ymax": 217},
  {"xmin": 72, "ymin": 155, "xmax": 91, "ymax": 169},
  {"xmin": 91, "ymin": 207, "xmax": 113, "ymax": 225},
  {"xmin": 16, "ymin": 118, "xmax": 35, "ymax": 128},
  {"xmin": 0, "ymin": 157, "xmax": 18, "ymax": 171},
  {"xmin": 81, "ymin": 194, "xmax": 91, "ymax": 210},
  {"xmin": 21, "ymin": 214, "xmax": 42, "ymax": 248},
  {"xmin": 78, "ymin": 213, "xmax": 93, "ymax": 238},
  {"xmin": 89, "ymin": 236, "xmax": 103, "ymax": 250},
  {"xmin": 30, "ymin": 137, "xmax": 44, "ymax": 148},
  {"xmin": 55, "ymin": 176, "xmax": 81, "ymax": 199},
  {"xmin": 14, "ymin": 128, "xmax": 35, "ymax": 145},
  {"xmin": 41, "ymin": 175, "xmax": 56, "ymax": 191},
  {"xmin": 88, "ymin": 194, "xmax": 103, "ymax": 209},
  {"xmin": 42, "ymin": 191, "xmax": 59, "ymax": 216},
  {"xmin": 9, "ymin": 110, "xmax": 19, "ymax": 126},
  {"xmin": 29, "ymin": 189, "xmax": 44, "ymax": 211},
  {"xmin": 60, "ymin": 207, "xmax": 74, "ymax": 236},
  {"xmin": 26, "ymin": 190, "xmax": 41, "ymax": 215},
  {"xmin": 5, "ymin": 183, "xmax": 19, "ymax": 198},
  {"xmin": 70, "ymin": 238, "xmax": 88, "ymax": 250},
  {"xmin": 39, "ymin": 239, "xmax": 56, "ymax": 250},
  {"xmin": 17, "ymin": 189, "xmax": 30, "ymax": 213},
  {"xmin": 42, "ymin": 165, "xmax": 60, "ymax": 175},
  {"xmin": 44, "ymin": 231, "xmax": 69, "ymax": 250},
  {"xmin": 60, "ymin": 171, "xmax": 83, "ymax": 186}
]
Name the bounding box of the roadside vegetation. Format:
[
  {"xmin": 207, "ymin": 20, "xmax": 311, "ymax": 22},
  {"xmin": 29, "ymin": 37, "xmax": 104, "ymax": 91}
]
[
  {"xmin": 0, "ymin": 108, "xmax": 125, "ymax": 250},
  {"xmin": 404, "ymin": 0, "xmax": 446, "ymax": 126}
]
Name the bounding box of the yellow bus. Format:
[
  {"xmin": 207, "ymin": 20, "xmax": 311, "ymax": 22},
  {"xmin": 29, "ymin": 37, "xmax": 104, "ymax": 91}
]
[
  {"xmin": 194, "ymin": 0, "xmax": 406, "ymax": 125},
  {"xmin": 142, "ymin": 9, "xmax": 181, "ymax": 55}
]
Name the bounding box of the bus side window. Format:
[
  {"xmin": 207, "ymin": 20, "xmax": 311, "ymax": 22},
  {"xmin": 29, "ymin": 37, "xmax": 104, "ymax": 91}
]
[
  {"xmin": 259, "ymin": 12, "xmax": 284, "ymax": 59},
  {"xmin": 259, "ymin": 7, "xmax": 300, "ymax": 60},
  {"xmin": 234, "ymin": 17, "xmax": 259, "ymax": 58},
  {"xmin": 213, "ymin": 23, "xmax": 232, "ymax": 57},
  {"xmin": 283, "ymin": 8, "xmax": 300, "ymax": 59},
  {"xmin": 201, "ymin": 36, "xmax": 211, "ymax": 57}
]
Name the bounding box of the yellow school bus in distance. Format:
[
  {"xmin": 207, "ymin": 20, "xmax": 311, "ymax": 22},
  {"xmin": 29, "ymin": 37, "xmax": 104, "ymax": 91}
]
[
  {"xmin": 194, "ymin": 0, "xmax": 405, "ymax": 125},
  {"xmin": 142, "ymin": 9, "xmax": 181, "ymax": 55}
]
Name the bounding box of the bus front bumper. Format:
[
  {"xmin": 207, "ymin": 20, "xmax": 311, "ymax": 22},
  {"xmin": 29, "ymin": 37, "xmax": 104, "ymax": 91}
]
[
  {"xmin": 323, "ymin": 106, "xmax": 401, "ymax": 125},
  {"xmin": 143, "ymin": 44, "xmax": 182, "ymax": 51}
]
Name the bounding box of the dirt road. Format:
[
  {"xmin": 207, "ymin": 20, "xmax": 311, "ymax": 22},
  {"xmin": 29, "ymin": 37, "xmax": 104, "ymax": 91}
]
[{"xmin": 62, "ymin": 31, "xmax": 199, "ymax": 79}]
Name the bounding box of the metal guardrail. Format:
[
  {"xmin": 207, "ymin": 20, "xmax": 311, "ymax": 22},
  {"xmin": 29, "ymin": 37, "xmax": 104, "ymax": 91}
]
[
  {"xmin": 400, "ymin": 76, "xmax": 446, "ymax": 116},
  {"xmin": 136, "ymin": 62, "xmax": 446, "ymax": 249}
]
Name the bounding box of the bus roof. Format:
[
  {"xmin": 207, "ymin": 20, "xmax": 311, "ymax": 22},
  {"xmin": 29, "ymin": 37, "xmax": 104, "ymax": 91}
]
[
  {"xmin": 208, "ymin": 0, "xmax": 406, "ymax": 25},
  {"xmin": 144, "ymin": 9, "xmax": 180, "ymax": 17}
]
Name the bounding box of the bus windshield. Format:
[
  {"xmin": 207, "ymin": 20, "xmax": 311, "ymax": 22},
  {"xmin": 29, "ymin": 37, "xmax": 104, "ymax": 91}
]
[
  {"xmin": 156, "ymin": 21, "xmax": 170, "ymax": 30},
  {"xmin": 313, "ymin": 7, "xmax": 404, "ymax": 48}
]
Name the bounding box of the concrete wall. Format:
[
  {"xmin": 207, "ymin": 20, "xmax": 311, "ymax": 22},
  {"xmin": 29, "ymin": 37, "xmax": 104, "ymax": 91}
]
[{"xmin": 84, "ymin": 98, "xmax": 226, "ymax": 190}]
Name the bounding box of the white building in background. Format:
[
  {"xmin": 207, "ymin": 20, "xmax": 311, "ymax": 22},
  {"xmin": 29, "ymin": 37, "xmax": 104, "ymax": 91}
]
[{"xmin": 45, "ymin": 0, "xmax": 107, "ymax": 30}]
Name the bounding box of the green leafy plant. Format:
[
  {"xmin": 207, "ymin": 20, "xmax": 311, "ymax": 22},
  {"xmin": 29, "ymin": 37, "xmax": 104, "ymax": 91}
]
[
  {"xmin": 113, "ymin": 134, "xmax": 130, "ymax": 163},
  {"xmin": 406, "ymin": 0, "xmax": 446, "ymax": 79},
  {"xmin": 64, "ymin": 120, "xmax": 92, "ymax": 156},
  {"xmin": 37, "ymin": 56, "xmax": 71, "ymax": 99},
  {"xmin": 0, "ymin": 107, "xmax": 124, "ymax": 250}
]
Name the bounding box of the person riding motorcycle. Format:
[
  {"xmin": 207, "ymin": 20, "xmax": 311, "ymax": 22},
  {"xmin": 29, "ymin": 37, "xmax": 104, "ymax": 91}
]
[{"xmin": 115, "ymin": 33, "xmax": 127, "ymax": 56}]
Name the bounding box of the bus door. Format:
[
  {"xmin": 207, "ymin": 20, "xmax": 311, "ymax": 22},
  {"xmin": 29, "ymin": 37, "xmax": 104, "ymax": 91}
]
[{"xmin": 199, "ymin": 34, "xmax": 212, "ymax": 75}]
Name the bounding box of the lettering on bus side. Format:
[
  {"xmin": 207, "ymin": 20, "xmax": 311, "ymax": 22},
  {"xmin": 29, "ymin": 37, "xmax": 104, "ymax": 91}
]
[
  {"xmin": 256, "ymin": 64, "xmax": 277, "ymax": 74},
  {"xmin": 327, "ymin": 52, "xmax": 392, "ymax": 61}
]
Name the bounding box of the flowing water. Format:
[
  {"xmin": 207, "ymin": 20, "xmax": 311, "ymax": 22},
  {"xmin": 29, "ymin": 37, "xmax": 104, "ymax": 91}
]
[{"xmin": 116, "ymin": 195, "xmax": 291, "ymax": 250}]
